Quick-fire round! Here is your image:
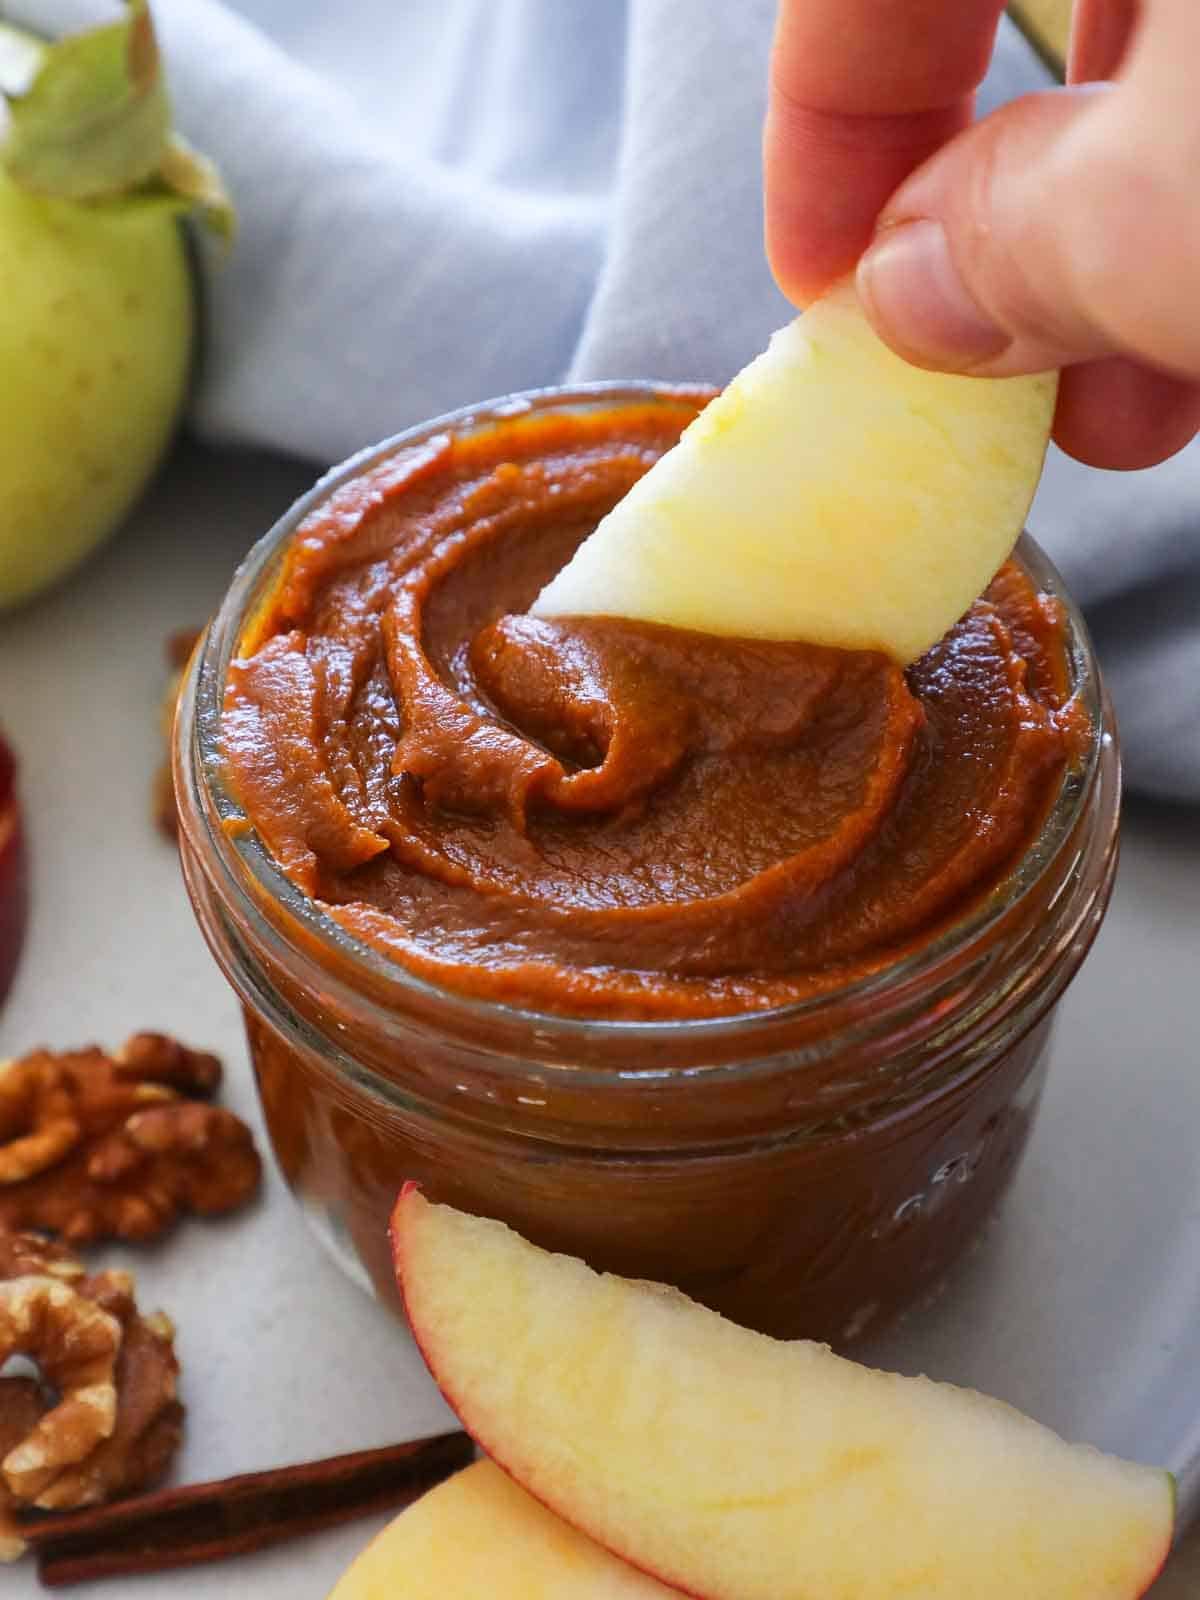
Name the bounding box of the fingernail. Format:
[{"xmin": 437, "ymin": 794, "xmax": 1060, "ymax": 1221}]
[{"xmin": 858, "ymin": 220, "xmax": 1010, "ymax": 370}]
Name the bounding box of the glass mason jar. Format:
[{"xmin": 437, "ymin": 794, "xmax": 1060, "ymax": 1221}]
[{"xmin": 174, "ymin": 385, "xmax": 1120, "ymax": 1347}]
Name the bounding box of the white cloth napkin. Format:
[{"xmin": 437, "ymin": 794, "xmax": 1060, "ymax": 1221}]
[{"xmin": 11, "ymin": 0, "xmax": 1200, "ymax": 800}]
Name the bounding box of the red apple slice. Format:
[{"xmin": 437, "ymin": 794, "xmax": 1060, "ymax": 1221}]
[
  {"xmin": 327, "ymin": 1458, "xmax": 677, "ymax": 1598},
  {"xmin": 392, "ymin": 1187, "xmax": 1174, "ymax": 1600},
  {"xmin": 0, "ymin": 729, "xmax": 29, "ymax": 1009}
]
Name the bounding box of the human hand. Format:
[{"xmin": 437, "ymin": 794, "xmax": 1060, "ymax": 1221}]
[{"xmin": 764, "ymin": 0, "xmax": 1200, "ymax": 468}]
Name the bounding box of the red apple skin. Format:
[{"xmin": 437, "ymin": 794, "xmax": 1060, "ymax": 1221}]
[
  {"xmin": 389, "ymin": 1184, "xmax": 1174, "ymax": 1600},
  {"xmin": 0, "ymin": 731, "xmax": 28, "ymax": 1010},
  {"xmin": 391, "ymin": 1183, "xmax": 706, "ymax": 1600}
]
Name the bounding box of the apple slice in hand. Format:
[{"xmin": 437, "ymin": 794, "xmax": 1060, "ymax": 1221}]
[
  {"xmin": 533, "ymin": 280, "xmax": 1056, "ymax": 664},
  {"xmin": 393, "ymin": 1187, "xmax": 1173, "ymax": 1600},
  {"xmin": 0, "ymin": 729, "xmax": 28, "ymax": 1009},
  {"xmin": 327, "ymin": 1458, "xmax": 677, "ymax": 1598}
]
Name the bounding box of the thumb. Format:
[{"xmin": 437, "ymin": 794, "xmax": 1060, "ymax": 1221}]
[{"xmin": 855, "ymin": 84, "xmax": 1200, "ymax": 381}]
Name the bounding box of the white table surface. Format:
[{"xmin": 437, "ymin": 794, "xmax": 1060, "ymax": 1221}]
[{"xmin": 1, "ymin": 439, "xmax": 1198, "ymax": 1597}]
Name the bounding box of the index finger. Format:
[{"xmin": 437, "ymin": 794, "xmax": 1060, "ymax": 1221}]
[{"xmin": 765, "ymin": 0, "xmax": 1007, "ymax": 304}]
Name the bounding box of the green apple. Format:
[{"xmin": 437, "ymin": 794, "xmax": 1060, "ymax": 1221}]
[{"xmin": 0, "ymin": 1, "xmax": 230, "ymax": 610}]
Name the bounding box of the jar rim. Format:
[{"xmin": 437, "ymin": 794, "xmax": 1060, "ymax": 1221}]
[{"xmin": 176, "ymin": 380, "xmax": 1111, "ymax": 1066}]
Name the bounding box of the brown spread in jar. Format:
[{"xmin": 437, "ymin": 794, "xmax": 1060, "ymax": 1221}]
[
  {"xmin": 223, "ymin": 397, "xmax": 1086, "ymax": 1021},
  {"xmin": 188, "ymin": 391, "xmax": 1121, "ymax": 1342}
]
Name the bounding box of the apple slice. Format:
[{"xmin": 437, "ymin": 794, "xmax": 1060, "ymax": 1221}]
[
  {"xmin": 327, "ymin": 1458, "xmax": 677, "ymax": 1598},
  {"xmin": 393, "ymin": 1187, "xmax": 1173, "ymax": 1600},
  {"xmin": 0, "ymin": 729, "xmax": 28, "ymax": 1009},
  {"xmin": 533, "ymin": 280, "xmax": 1056, "ymax": 664}
]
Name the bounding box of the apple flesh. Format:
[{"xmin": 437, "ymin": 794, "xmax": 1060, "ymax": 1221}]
[
  {"xmin": 327, "ymin": 1458, "xmax": 677, "ymax": 1598},
  {"xmin": 0, "ymin": 730, "xmax": 28, "ymax": 1009},
  {"xmin": 393, "ymin": 1187, "xmax": 1174, "ymax": 1600},
  {"xmin": 533, "ymin": 280, "xmax": 1057, "ymax": 665}
]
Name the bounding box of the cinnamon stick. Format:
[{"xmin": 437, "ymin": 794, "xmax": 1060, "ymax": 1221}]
[{"xmin": 20, "ymin": 1430, "xmax": 473, "ymax": 1587}]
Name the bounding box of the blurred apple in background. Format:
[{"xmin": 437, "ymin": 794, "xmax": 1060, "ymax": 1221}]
[
  {"xmin": 0, "ymin": 729, "xmax": 28, "ymax": 1009},
  {"xmin": 0, "ymin": 0, "xmax": 231, "ymax": 611}
]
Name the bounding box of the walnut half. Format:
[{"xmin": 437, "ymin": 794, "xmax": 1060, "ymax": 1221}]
[
  {"xmin": 0, "ymin": 1034, "xmax": 261, "ymax": 1246},
  {"xmin": 0, "ymin": 1233, "xmax": 183, "ymax": 1557}
]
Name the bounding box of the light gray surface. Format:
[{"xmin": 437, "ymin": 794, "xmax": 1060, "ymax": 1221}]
[{"xmin": 1, "ymin": 442, "xmax": 1198, "ymax": 1595}]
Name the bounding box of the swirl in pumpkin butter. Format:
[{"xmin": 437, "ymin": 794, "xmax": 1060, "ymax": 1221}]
[{"xmin": 223, "ymin": 398, "xmax": 1087, "ymax": 1020}]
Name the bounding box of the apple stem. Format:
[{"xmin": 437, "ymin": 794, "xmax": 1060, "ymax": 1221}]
[{"xmin": 0, "ymin": 0, "xmax": 233, "ymax": 237}]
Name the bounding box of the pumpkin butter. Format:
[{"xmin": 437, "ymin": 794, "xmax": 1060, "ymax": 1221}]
[
  {"xmin": 223, "ymin": 395, "xmax": 1086, "ymax": 1020},
  {"xmin": 178, "ymin": 387, "xmax": 1119, "ymax": 1340}
]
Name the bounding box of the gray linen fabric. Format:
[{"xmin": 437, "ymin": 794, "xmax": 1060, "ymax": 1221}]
[{"xmin": 11, "ymin": 0, "xmax": 1199, "ymax": 799}]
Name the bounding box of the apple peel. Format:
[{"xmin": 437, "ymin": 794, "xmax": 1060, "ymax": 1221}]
[
  {"xmin": 533, "ymin": 280, "xmax": 1057, "ymax": 665},
  {"xmin": 327, "ymin": 1457, "xmax": 678, "ymax": 1599},
  {"xmin": 392, "ymin": 1186, "xmax": 1174, "ymax": 1600},
  {"xmin": 0, "ymin": 732, "xmax": 28, "ymax": 1010}
]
